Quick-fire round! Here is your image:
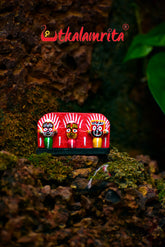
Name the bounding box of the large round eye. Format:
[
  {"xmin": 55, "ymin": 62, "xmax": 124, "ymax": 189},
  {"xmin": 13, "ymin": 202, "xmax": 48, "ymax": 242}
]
[
  {"xmin": 92, "ymin": 126, "xmax": 96, "ymax": 131},
  {"xmin": 49, "ymin": 128, "xmax": 53, "ymax": 132},
  {"xmin": 66, "ymin": 128, "xmax": 71, "ymax": 133},
  {"xmin": 98, "ymin": 126, "xmax": 102, "ymax": 131},
  {"xmin": 43, "ymin": 128, "xmax": 47, "ymax": 131},
  {"xmin": 72, "ymin": 129, "xmax": 77, "ymax": 133}
]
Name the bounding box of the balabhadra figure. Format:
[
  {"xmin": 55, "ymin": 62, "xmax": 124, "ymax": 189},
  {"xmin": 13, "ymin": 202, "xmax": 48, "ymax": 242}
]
[
  {"xmin": 40, "ymin": 121, "xmax": 57, "ymax": 149},
  {"xmin": 38, "ymin": 114, "xmax": 60, "ymax": 149}
]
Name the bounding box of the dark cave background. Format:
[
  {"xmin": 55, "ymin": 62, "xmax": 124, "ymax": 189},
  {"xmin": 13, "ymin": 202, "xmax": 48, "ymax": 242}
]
[
  {"xmin": 58, "ymin": 0, "xmax": 165, "ymax": 170},
  {"xmin": 0, "ymin": 0, "xmax": 165, "ymax": 169}
]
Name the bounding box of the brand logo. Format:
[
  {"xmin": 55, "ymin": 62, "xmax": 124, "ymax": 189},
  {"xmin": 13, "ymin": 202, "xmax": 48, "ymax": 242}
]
[{"xmin": 41, "ymin": 24, "xmax": 129, "ymax": 42}]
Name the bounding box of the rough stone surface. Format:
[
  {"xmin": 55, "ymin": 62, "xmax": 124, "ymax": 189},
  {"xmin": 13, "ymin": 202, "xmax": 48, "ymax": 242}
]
[
  {"xmin": 0, "ymin": 0, "xmax": 111, "ymax": 108},
  {"xmin": 0, "ymin": 149, "xmax": 165, "ymax": 246},
  {"xmin": 72, "ymin": 168, "xmax": 92, "ymax": 178}
]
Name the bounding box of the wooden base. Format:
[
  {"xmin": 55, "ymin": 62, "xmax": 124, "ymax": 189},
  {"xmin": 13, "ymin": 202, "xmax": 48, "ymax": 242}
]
[{"xmin": 36, "ymin": 148, "xmax": 110, "ymax": 156}]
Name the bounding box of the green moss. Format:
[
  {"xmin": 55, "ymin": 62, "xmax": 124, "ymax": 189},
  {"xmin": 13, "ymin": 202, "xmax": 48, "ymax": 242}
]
[
  {"xmin": 0, "ymin": 112, "xmax": 36, "ymax": 157},
  {"xmin": 91, "ymin": 147, "xmax": 150, "ymax": 189},
  {"xmin": 28, "ymin": 153, "xmax": 73, "ymax": 182},
  {"xmin": 0, "ymin": 152, "xmax": 18, "ymax": 171},
  {"xmin": 0, "ymin": 86, "xmax": 58, "ymax": 157},
  {"xmin": 156, "ymin": 179, "xmax": 165, "ymax": 208}
]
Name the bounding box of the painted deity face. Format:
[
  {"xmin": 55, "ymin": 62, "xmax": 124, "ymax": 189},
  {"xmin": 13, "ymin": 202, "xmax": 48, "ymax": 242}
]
[
  {"xmin": 91, "ymin": 120, "xmax": 105, "ymax": 137},
  {"xmin": 66, "ymin": 123, "xmax": 78, "ymax": 139},
  {"xmin": 42, "ymin": 122, "xmax": 54, "ymax": 137}
]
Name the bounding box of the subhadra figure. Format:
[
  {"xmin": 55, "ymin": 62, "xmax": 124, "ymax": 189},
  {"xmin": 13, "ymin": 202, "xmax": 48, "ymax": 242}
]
[
  {"xmin": 63, "ymin": 113, "xmax": 83, "ymax": 148},
  {"xmin": 87, "ymin": 114, "xmax": 109, "ymax": 148},
  {"xmin": 66, "ymin": 123, "xmax": 78, "ymax": 148}
]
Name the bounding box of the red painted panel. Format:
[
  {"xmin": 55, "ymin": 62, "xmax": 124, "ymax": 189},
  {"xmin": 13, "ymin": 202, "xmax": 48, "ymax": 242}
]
[{"xmin": 37, "ymin": 113, "xmax": 110, "ymax": 149}]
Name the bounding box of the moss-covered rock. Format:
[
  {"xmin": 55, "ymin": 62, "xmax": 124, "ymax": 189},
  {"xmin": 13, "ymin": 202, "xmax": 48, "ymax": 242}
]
[
  {"xmin": 29, "ymin": 153, "xmax": 73, "ymax": 183},
  {"xmin": 0, "ymin": 86, "xmax": 58, "ymax": 157},
  {"xmin": 156, "ymin": 179, "xmax": 165, "ymax": 208},
  {"xmin": 0, "ymin": 149, "xmax": 164, "ymax": 247},
  {"xmin": 89, "ymin": 147, "xmax": 150, "ymax": 189},
  {"xmin": 0, "ymin": 151, "xmax": 18, "ymax": 171}
]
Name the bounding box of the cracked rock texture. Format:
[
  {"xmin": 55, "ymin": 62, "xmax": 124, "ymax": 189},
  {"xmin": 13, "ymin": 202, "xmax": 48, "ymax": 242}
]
[
  {"xmin": 0, "ymin": 0, "xmax": 111, "ymax": 107},
  {"xmin": 0, "ymin": 149, "xmax": 165, "ymax": 246}
]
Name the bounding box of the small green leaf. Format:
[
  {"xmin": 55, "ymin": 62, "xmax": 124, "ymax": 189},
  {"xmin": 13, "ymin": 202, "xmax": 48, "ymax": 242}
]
[
  {"xmin": 124, "ymin": 34, "xmax": 153, "ymax": 62},
  {"xmin": 124, "ymin": 23, "xmax": 165, "ymax": 62},
  {"xmin": 147, "ymin": 53, "xmax": 165, "ymax": 114},
  {"xmin": 143, "ymin": 22, "xmax": 165, "ymax": 47}
]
